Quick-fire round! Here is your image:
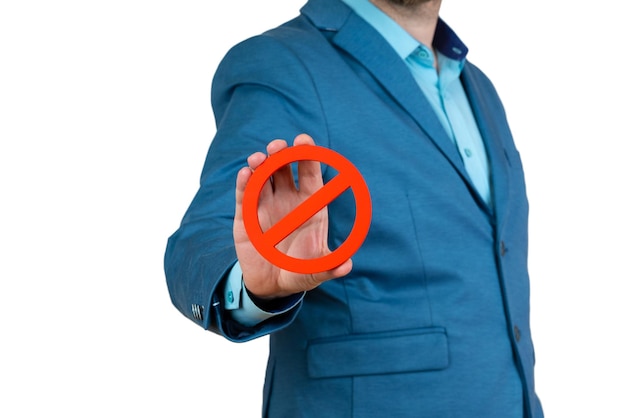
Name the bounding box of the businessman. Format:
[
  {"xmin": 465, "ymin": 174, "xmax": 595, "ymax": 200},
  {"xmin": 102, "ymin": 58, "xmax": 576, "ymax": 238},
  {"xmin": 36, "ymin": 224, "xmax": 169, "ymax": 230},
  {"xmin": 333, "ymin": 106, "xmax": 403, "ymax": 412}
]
[{"xmin": 164, "ymin": 0, "xmax": 544, "ymax": 416}]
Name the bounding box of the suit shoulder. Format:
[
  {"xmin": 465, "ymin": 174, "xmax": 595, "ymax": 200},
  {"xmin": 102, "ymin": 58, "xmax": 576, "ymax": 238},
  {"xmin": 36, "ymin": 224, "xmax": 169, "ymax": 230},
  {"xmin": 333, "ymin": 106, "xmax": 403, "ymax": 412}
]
[
  {"xmin": 211, "ymin": 17, "xmax": 330, "ymax": 108},
  {"xmin": 217, "ymin": 16, "xmax": 323, "ymax": 73}
]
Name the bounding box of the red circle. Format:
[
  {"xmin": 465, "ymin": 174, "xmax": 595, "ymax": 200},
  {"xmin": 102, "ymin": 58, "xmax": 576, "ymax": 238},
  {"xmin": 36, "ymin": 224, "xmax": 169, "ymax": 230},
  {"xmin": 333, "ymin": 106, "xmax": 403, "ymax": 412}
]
[{"xmin": 242, "ymin": 145, "xmax": 372, "ymax": 274}]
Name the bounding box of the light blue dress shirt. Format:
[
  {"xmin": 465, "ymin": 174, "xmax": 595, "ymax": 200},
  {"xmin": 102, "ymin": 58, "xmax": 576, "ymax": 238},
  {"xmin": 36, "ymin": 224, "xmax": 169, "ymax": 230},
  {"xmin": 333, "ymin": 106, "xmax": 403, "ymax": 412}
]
[
  {"xmin": 343, "ymin": 0, "xmax": 492, "ymax": 206},
  {"xmin": 225, "ymin": 0, "xmax": 493, "ymax": 326}
]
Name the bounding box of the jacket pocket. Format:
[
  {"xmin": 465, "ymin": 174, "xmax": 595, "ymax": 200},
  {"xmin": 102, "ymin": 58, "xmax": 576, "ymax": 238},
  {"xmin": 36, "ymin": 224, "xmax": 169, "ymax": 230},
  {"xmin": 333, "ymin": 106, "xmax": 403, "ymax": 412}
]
[{"xmin": 307, "ymin": 327, "xmax": 448, "ymax": 379}]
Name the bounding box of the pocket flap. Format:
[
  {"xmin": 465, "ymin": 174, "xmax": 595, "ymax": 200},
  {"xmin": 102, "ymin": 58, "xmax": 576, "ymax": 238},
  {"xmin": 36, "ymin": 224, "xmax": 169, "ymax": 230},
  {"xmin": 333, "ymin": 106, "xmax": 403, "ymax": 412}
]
[{"xmin": 307, "ymin": 327, "xmax": 449, "ymax": 379}]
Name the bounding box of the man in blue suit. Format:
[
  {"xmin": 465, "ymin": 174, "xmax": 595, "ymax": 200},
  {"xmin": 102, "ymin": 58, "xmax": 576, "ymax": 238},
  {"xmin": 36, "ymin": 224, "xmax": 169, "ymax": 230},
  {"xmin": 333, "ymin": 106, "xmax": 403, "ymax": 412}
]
[{"xmin": 164, "ymin": 0, "xmax": 544, "ymax": 416}]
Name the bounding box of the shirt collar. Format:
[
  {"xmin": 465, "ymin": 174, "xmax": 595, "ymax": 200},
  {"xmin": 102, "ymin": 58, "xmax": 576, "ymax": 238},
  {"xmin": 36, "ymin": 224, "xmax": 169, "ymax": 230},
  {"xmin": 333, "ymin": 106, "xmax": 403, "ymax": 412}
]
[{"xmin": 340, "ymin": 0, "xmax": 468, "ymax": 61}]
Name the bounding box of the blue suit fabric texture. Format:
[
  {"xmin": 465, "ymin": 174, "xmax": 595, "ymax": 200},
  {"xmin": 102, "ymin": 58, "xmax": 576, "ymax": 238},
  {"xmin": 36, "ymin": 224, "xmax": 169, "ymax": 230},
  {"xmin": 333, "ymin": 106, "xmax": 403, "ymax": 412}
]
[{"xmin": 164, "ymin": 0, "xmax": 544, "ymax": 417}]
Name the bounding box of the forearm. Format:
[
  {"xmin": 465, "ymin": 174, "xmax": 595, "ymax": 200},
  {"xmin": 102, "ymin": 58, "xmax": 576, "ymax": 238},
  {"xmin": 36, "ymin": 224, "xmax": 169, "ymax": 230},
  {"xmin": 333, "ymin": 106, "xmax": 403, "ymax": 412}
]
[
  {"xmin": 224, "ymin": 261, "xmax": 305, "ymax": 327},
  {"xmin": 165, "ymin": 34, "xmax": 327, "ymax": 341}
]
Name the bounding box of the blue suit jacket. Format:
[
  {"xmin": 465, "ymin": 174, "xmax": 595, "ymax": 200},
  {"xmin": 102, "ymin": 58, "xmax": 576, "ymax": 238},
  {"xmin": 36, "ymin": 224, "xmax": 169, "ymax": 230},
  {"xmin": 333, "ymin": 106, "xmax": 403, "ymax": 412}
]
[{"xmin": 165, "ymin": 0, "xmax": 543, "ymax": 416}]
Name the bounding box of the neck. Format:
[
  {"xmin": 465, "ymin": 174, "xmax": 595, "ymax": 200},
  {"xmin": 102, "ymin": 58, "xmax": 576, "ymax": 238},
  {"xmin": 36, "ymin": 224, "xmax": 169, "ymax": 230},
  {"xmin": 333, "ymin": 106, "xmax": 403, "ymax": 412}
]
[{"xmin": 369, "ymin": 0, "xmax": 442, "ymax": 51}]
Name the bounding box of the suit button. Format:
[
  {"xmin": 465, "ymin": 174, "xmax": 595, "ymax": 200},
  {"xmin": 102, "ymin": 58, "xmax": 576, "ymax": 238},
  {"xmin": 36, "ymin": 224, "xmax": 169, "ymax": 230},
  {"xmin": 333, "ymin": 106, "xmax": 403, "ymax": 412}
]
[
  {"xmin": 514, "ymin": 325, "xmax": 521, "ymax": 342},
  {"xmin": 500, "ymin": 241, "xmax": 507, "ymax": 256}
]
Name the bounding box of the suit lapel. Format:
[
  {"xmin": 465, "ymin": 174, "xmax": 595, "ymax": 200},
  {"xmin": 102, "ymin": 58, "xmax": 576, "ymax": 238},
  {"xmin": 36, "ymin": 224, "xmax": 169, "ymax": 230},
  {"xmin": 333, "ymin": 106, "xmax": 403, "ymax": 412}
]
[
  {"xmin": 302, "ymin": 0, "xmax": 502, "ymax": 216},
  {"xmin": 461, "ymin": 67, "xmax": 510, "ymax": 225},
  {"xmin": 302, "ymin": 1, "xmax": 469, "ymax": 183}
]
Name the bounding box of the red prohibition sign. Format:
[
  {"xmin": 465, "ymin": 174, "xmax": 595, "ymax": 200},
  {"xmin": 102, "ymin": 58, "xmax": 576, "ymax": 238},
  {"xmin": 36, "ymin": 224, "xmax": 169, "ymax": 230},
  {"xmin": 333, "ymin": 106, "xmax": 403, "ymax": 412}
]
[{"xmin": 242, "ymin": 145, "xmax": 372, "ymax": 274}]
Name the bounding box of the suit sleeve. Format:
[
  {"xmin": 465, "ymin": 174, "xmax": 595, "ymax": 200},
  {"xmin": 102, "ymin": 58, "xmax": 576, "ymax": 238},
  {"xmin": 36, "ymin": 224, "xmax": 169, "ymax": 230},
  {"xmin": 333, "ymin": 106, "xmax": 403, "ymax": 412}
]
[{"xmin": 163, "ymin": 34, "xmax": 330, "ymax": 342}]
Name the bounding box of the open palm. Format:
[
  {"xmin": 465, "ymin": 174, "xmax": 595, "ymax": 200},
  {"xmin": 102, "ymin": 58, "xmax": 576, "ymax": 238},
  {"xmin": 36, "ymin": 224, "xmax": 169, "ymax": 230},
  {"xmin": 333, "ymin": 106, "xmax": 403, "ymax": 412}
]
[{"xmin": 233, "ymin": 134, "xmax": 352, "ymax": 300}]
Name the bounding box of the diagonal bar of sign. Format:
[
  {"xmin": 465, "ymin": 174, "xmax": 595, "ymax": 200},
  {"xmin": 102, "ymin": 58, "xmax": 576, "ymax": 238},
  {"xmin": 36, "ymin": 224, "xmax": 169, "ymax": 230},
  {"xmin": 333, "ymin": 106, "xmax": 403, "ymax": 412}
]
[{"xmin": 262, "ymin": 173, "xmax": 351, "ymax": 247}]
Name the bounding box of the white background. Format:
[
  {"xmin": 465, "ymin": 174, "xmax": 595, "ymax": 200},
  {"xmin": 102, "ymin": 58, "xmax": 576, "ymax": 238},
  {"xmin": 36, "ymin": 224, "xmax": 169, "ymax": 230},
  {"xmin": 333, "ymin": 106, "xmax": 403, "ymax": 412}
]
[{"xmin": 1, "ymin": 1, "xmax": 624, "ymax": 416}]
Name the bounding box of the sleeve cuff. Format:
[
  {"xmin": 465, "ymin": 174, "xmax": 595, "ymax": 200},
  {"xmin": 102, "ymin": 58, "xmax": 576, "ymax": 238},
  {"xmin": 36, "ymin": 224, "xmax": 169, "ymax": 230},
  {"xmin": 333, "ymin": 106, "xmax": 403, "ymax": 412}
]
[{"xmin": 223, "ymin": 261, "xmax": 305, "ymax": 327}]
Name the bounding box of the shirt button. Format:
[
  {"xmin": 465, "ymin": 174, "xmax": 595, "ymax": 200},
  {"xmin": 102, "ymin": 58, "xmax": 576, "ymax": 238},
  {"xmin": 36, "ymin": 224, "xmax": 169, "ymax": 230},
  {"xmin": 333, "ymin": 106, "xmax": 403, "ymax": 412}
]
[
  {"xmin": 417, "ymin": 49, "xmax": 429, "ymax": 59},
  {"xmin": 514, "ymin": 325, "xmax": 521, "ymax": 342},
  {"xmin": 463, "ymin": 148, "xmax": 472, "ymax": 158},
  {"xmin": 227, "ymin": 290, "xmax": 235, "ymax": 304}
]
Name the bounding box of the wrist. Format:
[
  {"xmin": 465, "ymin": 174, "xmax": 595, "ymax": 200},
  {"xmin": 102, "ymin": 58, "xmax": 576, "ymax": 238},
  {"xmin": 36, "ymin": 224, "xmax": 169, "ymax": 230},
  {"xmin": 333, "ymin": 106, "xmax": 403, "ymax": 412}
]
[{"xmin": 244, "ymin": 285, "xmax": 305, "ymax": 313}]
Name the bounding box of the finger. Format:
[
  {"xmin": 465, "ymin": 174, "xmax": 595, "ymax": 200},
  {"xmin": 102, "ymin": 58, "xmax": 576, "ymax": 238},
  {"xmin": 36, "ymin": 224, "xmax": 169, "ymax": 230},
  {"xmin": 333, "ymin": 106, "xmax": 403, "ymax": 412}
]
[
  {"xmin": 294, "ymin": 134, "xmax": 324, "ymax": 195},
  {"xmin": 266, "ymin": 138, "xmax": 288, "ymax": 155},
  {"xmin": 234, "ymin": 166, "xmax": 253, "ymax": 222},
  {"xmin": 293, "ymin": 133, "xmax": 315, "ymax": 147},
  {"xmin": 247, "ymin": 151, "xmax": 267, "ymax": 170},
  {"xmin": 266, "ymin": 139, "xmax": 295, "ymax": 192},
  {"xmin": 244, "ymin": 152, "xmax": 272, "ymax": 212},
  {"xmin": 246, "ymin": 151, "xmax": 274, "ymax": 203}
]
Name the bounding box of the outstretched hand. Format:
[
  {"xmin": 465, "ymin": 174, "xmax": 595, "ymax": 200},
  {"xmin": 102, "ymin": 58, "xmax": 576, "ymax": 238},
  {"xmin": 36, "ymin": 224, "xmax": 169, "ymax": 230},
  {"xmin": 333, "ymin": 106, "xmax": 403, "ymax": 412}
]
[{"xmin": 233, "ymin": 134, "xmax": 353, "ymax": 300}]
